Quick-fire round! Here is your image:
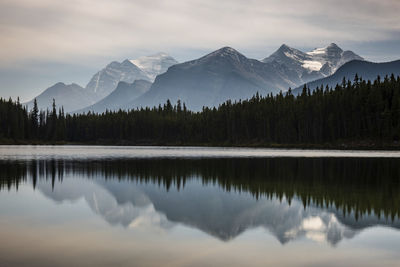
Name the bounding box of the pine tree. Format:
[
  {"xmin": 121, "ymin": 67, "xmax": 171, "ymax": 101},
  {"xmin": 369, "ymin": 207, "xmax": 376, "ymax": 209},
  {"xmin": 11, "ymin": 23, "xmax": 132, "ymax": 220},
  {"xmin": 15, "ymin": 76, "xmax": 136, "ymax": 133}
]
[{"xmin": 30, "ymin": 99, "xmax": 39, "ymax": 139}]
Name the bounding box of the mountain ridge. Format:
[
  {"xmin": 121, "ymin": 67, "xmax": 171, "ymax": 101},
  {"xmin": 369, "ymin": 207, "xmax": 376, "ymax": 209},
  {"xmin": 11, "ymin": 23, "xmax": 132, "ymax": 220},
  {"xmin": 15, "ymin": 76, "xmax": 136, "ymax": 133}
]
[
  {"xmin": 125, "ymin": 46, "xmax": 302, "ymax": 111},
  {"xmin": 292, "ymin": 59, "xmax": 400, "ymax": 95},
  {"xmin": 24, "ymin": 44, "xmax": 368, "ymax": 113},
  {"xmin": 75, "ymin": 79, "xmax": 152, "ymax": 114},
  {"xmin": 25, "ymin": 82, "xmax": 96, "ymax": 112},
  {"xmin": 263, "ymin": 43, "xmax": 364, "ymax": 85},
  {"xmin": 85, "ymin": 59, "xmax": 151, "ymax": 100},
  {"xmin": 130, "ymin": 52, "xmax": 178, "ymax": 81},
  {"xmin": 25, "ymin": 53, "xmax": 177, "ymax": 112}
]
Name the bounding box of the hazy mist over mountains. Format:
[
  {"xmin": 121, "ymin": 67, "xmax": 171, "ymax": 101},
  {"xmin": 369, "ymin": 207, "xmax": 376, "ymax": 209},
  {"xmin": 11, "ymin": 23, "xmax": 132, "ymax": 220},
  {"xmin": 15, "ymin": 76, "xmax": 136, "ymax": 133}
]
[{"xmin": 23, "ymin": 43, "xmax": 400, "ymax": 113}]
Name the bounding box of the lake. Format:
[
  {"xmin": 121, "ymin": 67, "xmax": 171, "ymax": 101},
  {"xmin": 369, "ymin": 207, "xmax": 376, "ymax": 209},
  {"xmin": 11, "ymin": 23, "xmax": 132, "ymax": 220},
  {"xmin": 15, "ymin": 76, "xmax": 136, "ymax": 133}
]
[{"xmin": 1, "ymin": 146, "xmax": 400, "ymax": 267}]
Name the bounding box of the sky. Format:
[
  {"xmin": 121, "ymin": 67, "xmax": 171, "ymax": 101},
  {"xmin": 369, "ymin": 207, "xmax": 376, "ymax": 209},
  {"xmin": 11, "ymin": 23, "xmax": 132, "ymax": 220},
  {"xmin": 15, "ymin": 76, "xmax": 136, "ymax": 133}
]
[{"xmin": 0, "ymin": 0, "xmax": 399, "ymax": 101}]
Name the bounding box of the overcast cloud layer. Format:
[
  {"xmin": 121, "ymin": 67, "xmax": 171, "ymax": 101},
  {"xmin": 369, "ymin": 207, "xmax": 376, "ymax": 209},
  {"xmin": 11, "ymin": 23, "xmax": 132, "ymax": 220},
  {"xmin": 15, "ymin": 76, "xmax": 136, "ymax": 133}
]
[{"xmin": 1, "ymin": 0, "xmax": 399, "ymax": 101}]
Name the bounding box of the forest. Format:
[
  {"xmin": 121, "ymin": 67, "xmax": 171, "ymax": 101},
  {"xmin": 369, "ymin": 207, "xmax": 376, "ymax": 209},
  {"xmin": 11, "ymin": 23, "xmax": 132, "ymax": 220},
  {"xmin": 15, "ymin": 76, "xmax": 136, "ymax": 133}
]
[{"xmin": 1, "ymin": 74, "xmax": 400, "ymax": 147}]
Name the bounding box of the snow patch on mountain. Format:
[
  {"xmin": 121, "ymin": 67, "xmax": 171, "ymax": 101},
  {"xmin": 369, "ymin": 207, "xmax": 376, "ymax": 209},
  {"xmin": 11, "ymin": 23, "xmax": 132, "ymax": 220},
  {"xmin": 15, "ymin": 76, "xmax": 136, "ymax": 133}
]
[
  {"xmin": 284, "ymin": 51, "xmax": 302, "ymax": 61},
  {"xmin": 302, "ymin": 60, "xmax": 323, "ymax": 71},
  {"xmin": 263, "ymin": 43, "xmax": 364, "ymax": 84},
  {"xmin": 307, "ymin": 47, "xmax": 327, "ymax": 56},
  {"xmin": 84, "ymin": 53, "xmax": 177, "ymax": 101},
  {"xmin": 302, "ymin": 43, "xmax": 363, "ymax": 74},
  {"xmin": 130, "ymin": 53, "xmax": 178, "ymax": 81}
]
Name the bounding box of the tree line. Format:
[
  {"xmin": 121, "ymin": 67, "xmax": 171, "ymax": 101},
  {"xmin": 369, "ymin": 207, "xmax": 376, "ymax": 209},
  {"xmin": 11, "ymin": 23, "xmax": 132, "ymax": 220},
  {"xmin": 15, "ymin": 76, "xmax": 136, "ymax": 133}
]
[{"xmin": 1, "ymin": 74, "xmax": 400, "ymax": 146}]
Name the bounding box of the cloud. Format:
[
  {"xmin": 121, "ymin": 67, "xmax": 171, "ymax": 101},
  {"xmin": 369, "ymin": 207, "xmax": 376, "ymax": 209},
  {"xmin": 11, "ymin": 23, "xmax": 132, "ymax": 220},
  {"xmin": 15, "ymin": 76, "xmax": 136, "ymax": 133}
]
[{"xmin": 0, "ymin": 0, "xmax": 399, "ymax": 66}]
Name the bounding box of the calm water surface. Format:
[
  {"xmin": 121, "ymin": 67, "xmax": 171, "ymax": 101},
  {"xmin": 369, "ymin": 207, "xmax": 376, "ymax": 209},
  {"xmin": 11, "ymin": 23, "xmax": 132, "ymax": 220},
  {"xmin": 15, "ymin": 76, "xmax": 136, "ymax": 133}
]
[{"xmin": 1, "ymin": 146, "xmax": 400, "ymax": 266}]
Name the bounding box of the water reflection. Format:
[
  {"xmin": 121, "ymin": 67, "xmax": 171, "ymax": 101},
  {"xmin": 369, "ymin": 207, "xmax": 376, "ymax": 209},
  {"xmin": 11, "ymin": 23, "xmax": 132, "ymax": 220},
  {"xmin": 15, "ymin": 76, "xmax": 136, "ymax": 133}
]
[
  {"xmin": 1, "ymin": 157, "xmax": 399, "ymax": 246},
  {"xmin": 38, "ymin": 178, "xmax": 361, "ymax": 245}
]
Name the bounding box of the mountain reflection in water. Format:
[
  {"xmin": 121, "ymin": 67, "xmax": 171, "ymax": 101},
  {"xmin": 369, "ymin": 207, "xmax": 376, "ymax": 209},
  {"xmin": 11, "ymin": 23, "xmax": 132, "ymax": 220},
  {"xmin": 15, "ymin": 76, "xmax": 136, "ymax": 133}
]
[{"xmin": 1, "ymin": 157, "xmax": 399, "ymax": 246}]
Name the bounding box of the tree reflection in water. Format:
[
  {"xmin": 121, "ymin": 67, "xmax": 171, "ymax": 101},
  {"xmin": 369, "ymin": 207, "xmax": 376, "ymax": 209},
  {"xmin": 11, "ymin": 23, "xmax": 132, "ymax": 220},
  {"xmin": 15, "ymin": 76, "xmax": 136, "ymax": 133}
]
[{"xmin": 1, "ymin": 157, "xmax": 399, "ymax": 245}]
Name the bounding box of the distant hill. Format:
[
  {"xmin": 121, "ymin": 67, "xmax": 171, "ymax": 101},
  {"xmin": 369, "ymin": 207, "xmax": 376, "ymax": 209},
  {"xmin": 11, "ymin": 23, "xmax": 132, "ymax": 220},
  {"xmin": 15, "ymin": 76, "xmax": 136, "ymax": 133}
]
[
  {"xmin": 292, "ymin": 59, "xmax": 400, "ymax": 95},
  {"xmin": 24, "ymin": 82, "xmax": 96, "ymax": 112},
  {"xmin": 76, "ymin": 80, "xmax": 152, "ymax": 114}
]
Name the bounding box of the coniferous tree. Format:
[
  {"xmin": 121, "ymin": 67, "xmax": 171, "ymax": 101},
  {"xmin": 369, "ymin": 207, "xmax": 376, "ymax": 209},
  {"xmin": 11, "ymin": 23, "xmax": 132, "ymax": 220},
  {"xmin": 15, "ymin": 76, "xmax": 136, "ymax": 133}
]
[{"xmin": 30, "ymin": 98, "xmax": 39, "ymax": 139}]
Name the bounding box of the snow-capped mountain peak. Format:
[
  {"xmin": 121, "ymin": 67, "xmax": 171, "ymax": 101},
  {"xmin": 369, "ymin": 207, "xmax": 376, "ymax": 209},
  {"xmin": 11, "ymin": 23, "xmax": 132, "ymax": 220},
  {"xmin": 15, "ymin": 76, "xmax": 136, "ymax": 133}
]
[
  {"xmin": 85, "ymin": 59, "xmax": 149, "ymax": 99},
  {"xmin": 130, "ymin": 53, "xmax": 178, "ymax": 81},
  {"xmin": 84, "ymin": 53, "xmax": 178, "ymax": 100},
  {"xmin": 305, "ymin": 43, "xmax": 362, "ymax": 74},
  {"xmin": 263, "ymin": 43, "xmax": 364, "ymax": 83},
  {"xmin": 307, "ymin": 43, "xmax": 342, "ymax": 56},
  {"xmin": 307, "ymin": 47, "xmax": 327, "ymax": 56}
]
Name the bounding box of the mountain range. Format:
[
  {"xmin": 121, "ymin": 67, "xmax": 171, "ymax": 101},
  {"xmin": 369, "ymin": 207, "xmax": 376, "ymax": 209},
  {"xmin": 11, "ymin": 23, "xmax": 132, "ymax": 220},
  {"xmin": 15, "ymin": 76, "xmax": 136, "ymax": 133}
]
[
  {"xmin": 126, "ymin": 44, "xmax": 368, "ymax": 111},
  {"xmin": 24, "ymin": 43, "xmax": 400, "ymax": 113},
  {"xmin": 126, "ymin": 47, "xmax": 300, "ymax": 111},
  {"xmin": 25, "ymin": 53, "xmax": 178, "ymax": 112}
]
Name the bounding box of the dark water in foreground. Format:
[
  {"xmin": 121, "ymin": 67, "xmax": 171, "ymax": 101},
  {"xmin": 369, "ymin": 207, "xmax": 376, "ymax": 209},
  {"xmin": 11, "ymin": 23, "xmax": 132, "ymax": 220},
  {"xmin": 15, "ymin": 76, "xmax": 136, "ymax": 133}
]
[{"xmin": 1, "ymin": 146, "xmax": 400, "ymax": 267}]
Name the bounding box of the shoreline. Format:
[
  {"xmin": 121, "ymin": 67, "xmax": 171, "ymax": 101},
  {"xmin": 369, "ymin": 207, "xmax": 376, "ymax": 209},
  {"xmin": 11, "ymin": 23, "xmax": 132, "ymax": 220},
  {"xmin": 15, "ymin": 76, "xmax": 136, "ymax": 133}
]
[{"xmin": 1, "ymin": 139, "xmax": 400, "ymax": 151}]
